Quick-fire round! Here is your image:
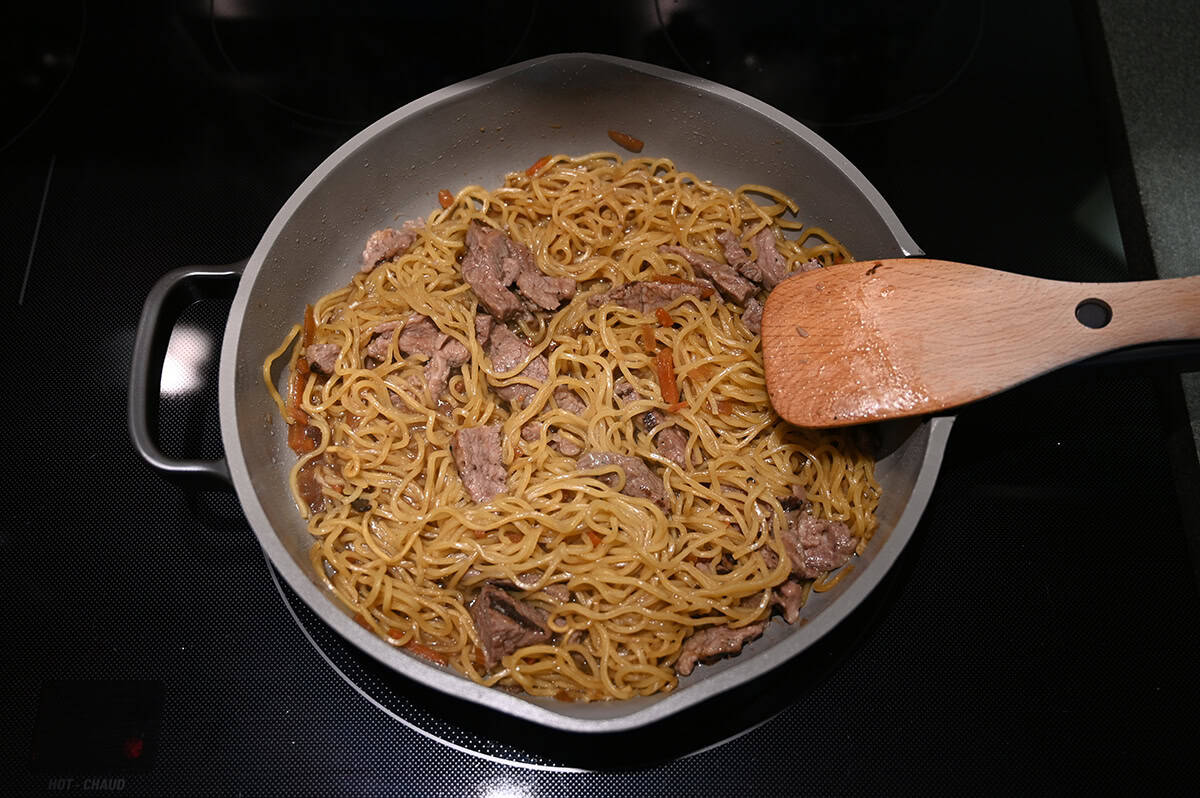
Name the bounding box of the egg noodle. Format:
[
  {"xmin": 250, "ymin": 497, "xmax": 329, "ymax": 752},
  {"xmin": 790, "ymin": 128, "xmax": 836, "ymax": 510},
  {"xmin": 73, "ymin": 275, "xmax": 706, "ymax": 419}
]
[{"xmin": 265, "ymin": 153, "xmax": 878, "ymax": 700}]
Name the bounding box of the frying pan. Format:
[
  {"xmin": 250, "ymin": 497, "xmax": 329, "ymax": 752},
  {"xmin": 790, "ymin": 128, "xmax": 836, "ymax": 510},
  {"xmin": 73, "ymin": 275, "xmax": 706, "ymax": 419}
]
[{"xmin": 130, "ymin": 53, "xmax": 952, "ymax": 732}]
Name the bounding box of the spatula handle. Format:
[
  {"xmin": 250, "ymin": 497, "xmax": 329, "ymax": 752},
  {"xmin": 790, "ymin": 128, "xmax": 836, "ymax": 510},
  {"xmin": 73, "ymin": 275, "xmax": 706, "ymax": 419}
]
[{"xmin": 1072, "ymin": 275, "xmax": 1200, "ymax": 350}]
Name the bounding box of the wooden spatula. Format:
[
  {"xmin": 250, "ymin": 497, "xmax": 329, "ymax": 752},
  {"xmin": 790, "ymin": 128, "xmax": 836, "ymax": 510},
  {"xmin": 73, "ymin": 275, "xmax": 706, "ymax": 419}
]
[{"xmin": 761, "ymin": 258, "xmax": 1200, "ymax": 427}]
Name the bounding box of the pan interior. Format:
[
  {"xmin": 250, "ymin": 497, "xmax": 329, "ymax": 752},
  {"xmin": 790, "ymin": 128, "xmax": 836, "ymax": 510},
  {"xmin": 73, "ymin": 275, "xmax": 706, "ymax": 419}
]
[{"xmin": 222, "ymin": 53, "xmax": 940, "ymax": 732}]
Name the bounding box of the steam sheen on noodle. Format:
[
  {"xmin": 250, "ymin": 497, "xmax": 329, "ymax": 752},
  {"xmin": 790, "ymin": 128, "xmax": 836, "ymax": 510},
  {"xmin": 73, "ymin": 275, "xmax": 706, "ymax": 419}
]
[{"xmin": 266, "ymin": 153, "xmax": 877, "ymax": 700}]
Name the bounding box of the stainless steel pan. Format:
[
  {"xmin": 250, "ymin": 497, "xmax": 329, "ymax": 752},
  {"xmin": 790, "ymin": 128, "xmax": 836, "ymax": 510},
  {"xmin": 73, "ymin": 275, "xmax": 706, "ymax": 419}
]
[{"xmin": 130, "ymin": 53, "xmax": 953, "ymax": 732}]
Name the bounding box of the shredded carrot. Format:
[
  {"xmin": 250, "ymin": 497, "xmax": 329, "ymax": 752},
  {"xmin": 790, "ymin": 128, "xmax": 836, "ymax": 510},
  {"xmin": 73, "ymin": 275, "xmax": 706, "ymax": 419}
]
[
  {"xmin": 288, "ymin": 421, "xmax": 316, "ymax": 454},
  {"xmin": 586, "ymin": 529, "xmax": 604, "ymax": 547},
  {"xmin": 666, "ymin": 401, "xmax": 688, "ymax": 414},
  {"xmin": 354, "ymin": 614, "xmax": 371, "ymax": 630},
  {"xmin": 525, "ymin": 154, "xmax": 552, "ymax": 176},
  {"xmin": 438, "ymin": 188, "xmax": 453, "ymax": 209},
  {"xmin": 607, "ymin": 129, "xmax": 644, "ymax": 153},
  {"xmin": 656, "ymin": 347, "xmax": 679, "ymax": 404},
  {"xmin": 717, "ymin": 399, "xmax": 735, "ymax": 415},
  {"xmin": 640, "ymin": 324, "xmax": 656, "ymax": 354},
  {"xmin": 303, "ymin": 304, "xmax": 316, "ymax": 347},
  {"xmin": 404, "ymin": 641, "xmax": 449, "ymax": 665},
  {"xmin": 473, "ymin": 647, "xmax": 486, "ymax": 668},
  {"xmin": 687, "ymin": 363, "xmax": 714, "ymax": 384},
  {"xmin": 286, "ymin": 365, "xmax": 316, "ymax": 453},
  {"xmin": 655, "ymin": 307, "xmax": 673, "ymax": 327},
  {"xmin": 654, "ymin": 275, "xmax": 689, "ymax": 284},
  {"xmin": 386, "ymin": 628, "xmax": 407, "ymax": 639}
]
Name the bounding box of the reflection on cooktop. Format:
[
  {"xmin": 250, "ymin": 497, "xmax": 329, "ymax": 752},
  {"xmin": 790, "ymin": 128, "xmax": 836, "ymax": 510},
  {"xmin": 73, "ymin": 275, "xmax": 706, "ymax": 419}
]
[
  {"xmin": 655, "ymin": 0, "xmax": 983, "ymax": 126},
  {"xmin": 1, "ymin": 0, "xmax": 85, "ymax": 153},
  {"xmin": 180, "ymin": 0, "xmax": 537, "ymax": 125}
]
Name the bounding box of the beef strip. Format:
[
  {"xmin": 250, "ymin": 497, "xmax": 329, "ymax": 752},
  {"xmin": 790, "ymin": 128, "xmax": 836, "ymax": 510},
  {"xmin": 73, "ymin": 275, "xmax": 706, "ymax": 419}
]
[
  {"xmin": 717, "ymin": 229, "xmax": 773, "ymax": 288},
  {"xmin": 519, "ymin": 421, "xmax": 583, "ymax": 456},
  {"xmin": 461, "ymin": 221, "xmax": 575, "ymax": 319},
  {"xmin": 613, "ymin": 378, "xmax": 639, "ymax": 406},
  {"xmin": 515, "ymin": 263, "xmax": 576, "ymax": 311},
  {"xmin": 485, "ymin": 324, "xmax": 549, "ymax": 405},
  {"xmin": 474, "ymin": 314, "xmax": 494, "ymax": 348},
  {"xmin": 779, "ymin": 484, "xmax": 809, "ymax": 512},
  {"xmin": 469, "ymin": 583, "xmax": 551, "ymax": 670},
  {"xmin": 361, "ymin": 226, "xmax": 418, "ymax": 272},
  {"xmin": 551, "ymin": 434, "xmax": 583, "ymax": 457},
  {"xmin": 651, "ymin": 425, "xmax": 690, "ymax": 468},
  {"xmin": 659, "ymin": 245, "xmax": 757, "ymax": 305},
  {"xmin": 718, "ymin": 230, "xmax": 753, "ymax": 271},
  {"xmin": 612, "ymin": 378, "xmax": 690, "ymax": 468},
  {"xmin": 770, "ymin": 579, "xmax": 807, "ymax": 624},
  {"xmin": 364, "ymin": 320, "xmax": 402, "ymax": 361},
  {"xmin": 576, "ymin": 451, "xmax": 669, "ymax": 509},
  {"xmin": 750, "ymin": 228, "xmax": 790, "ymax": 289},
  {"xmin": 305, "ymin": 343, "xmax": 340, "ymax": 375},
  {"xmin": 742, "ymin": 296, "xmax": 764, "ymax": 336},
  {"xmin": 587, "ymin": 278, "xmax": 715, "ymax": 315},
  {"xmin": 553, "ymin": 384, "xmax": 587, "ymax": 415},
  {"xmin": 674, "ymin": 621, "xmax": 767, "ymax": 676},
  {"xmin": 394, "ymin": 315, "xmax": 448, "ymax": 356},
  {"xmin": 485, "ymin": 324, "xmax": 584, "ymax": 414},
  {"xmin": 797, "ymin": 257, "xmax": 822, "ymax": 273},
  {"xmin": 452, "ymin": 424, "xmax": 506, "ymax": 502},
  {"xmin": 461, "ymin": 222, "xmax": 524, "ymax": 320},
  {"xmin": 780, "ymin": 510, "xmax": 858, "ymax": 579},
  {"xmin": 423, "ymin": 353, "xmax": 456, "ymax": 400},
  {"xmin": 371, "ymin": 314, "xmax": 471, "ymax": 398}
]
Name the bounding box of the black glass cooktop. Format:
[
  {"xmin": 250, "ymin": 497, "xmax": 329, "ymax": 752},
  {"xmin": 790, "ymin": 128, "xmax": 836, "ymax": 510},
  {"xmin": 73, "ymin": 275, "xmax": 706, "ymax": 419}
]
[{"xmin": 3, "ymin": 1, "xmax": 1198, "ymax": 794}]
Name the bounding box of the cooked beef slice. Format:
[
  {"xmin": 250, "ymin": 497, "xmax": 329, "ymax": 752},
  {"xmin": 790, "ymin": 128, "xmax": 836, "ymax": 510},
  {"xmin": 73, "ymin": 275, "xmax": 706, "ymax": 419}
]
[
  {"xmin": 742, "ymin": 296, "xmax": 764, "ymax": 336},
  {"xmin": 515, "ymin": 264, "xmax": 576, "ymax": 311},
  {"xmin": 612, "ymin": 379, "xmax": 690, "ymax": 467},
  {"xmin": 780, "ymin": 511, "xmax": 858, "ymax": 579},
  {"xmin": 461, "ymin": 221, "xmax": 575, "ymax": 318},
  {"xmin": 461, "ymin": 222, "xmax": 525, "ymax": 320},
  {"xmin": 361, "ymin": 226, "xmax": 418, "ymax": 272},
  {"xmin": 674, "ymin": 621, "xmax": 766, "ymax": 676},
  {"xmin": 770, "ymin": 578, "xmax": 807, "ymax": 624},
  {"xmin": 305, "ymin": 343, "xmax": 340, "ymax": 375},
  {"xmin": 452, "ymin": 424, "xmax": 506, "ymax": 502},
  {"xmin": 370, "ymin": 314, "xmax": 471, "ymax": 397},
  {"xmin": 750, "ymin": 228, "xmax": 790, "ymax": 289},
  {"xmin": 659, "ymin": 244, "xmax": 757, "ymax": 305},
  {"xmin": 587, "ymin": 279, "xmax": 714, "ymax": 314},
  {"xmin": 485, "ymin": 323, "xmax": 548, "ymax": 405},
  {"xmin": 469, "ymin": 583, "xmax": 551, "ymax": 669},
  {"xmin": 576, "ymin": 451, "xmax": 669, "ymax": 509}
]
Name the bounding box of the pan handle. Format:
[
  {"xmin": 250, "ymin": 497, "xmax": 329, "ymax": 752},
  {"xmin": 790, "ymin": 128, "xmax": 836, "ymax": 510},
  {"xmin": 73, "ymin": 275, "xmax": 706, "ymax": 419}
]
[{"xmin": 128, "ymin": 262, "xmax": 246, "ymax": 489}]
